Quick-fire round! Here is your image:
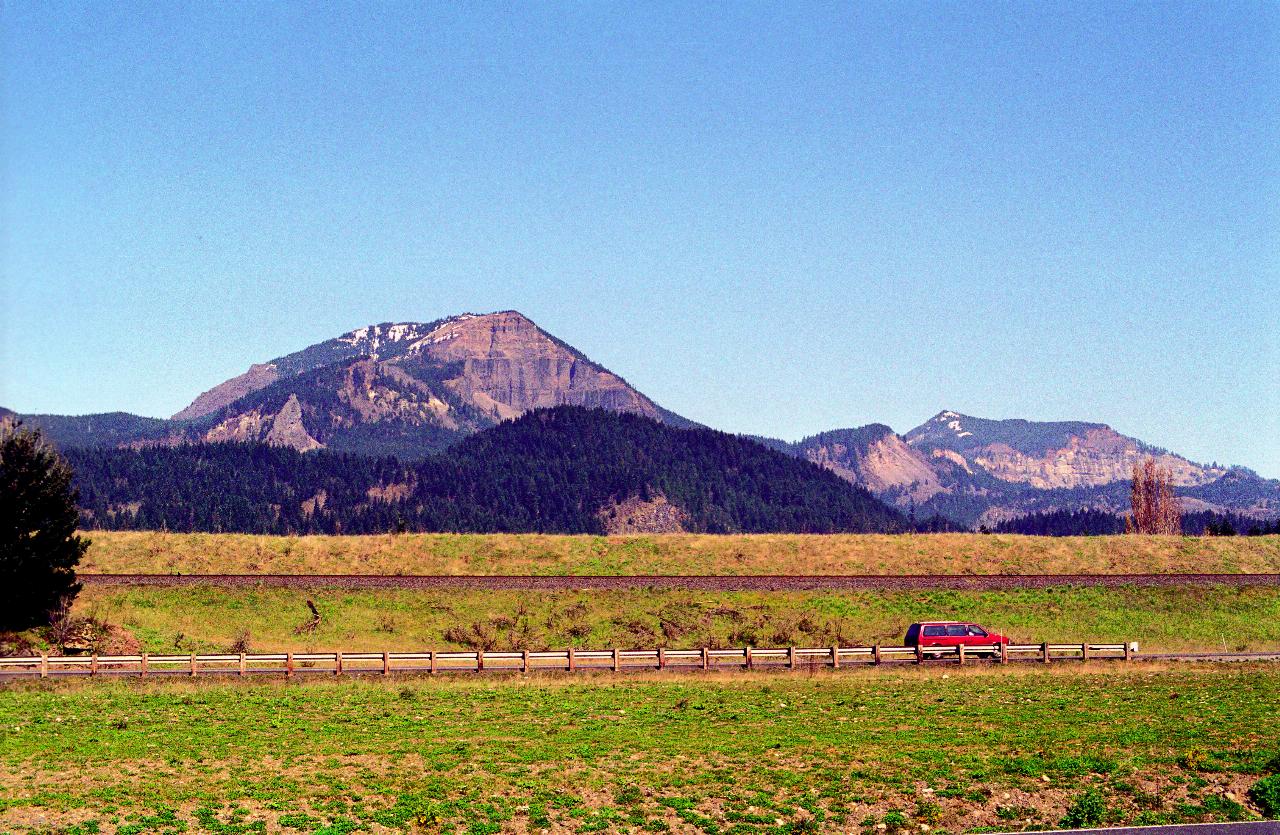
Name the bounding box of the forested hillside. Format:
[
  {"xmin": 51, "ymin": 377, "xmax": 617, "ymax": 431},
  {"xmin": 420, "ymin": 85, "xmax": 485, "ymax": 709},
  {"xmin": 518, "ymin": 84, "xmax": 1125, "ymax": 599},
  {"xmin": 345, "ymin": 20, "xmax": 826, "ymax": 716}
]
[{"xmin": 67, "ymin": 407, "xmax": 908, "ymax": 535}]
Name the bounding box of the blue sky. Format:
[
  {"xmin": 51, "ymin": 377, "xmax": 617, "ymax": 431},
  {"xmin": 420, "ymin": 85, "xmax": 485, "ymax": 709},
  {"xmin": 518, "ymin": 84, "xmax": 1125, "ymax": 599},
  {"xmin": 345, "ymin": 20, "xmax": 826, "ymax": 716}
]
[{"xmin": 3, "ymin": 2, "xmax": 1277, "ymax": 476}]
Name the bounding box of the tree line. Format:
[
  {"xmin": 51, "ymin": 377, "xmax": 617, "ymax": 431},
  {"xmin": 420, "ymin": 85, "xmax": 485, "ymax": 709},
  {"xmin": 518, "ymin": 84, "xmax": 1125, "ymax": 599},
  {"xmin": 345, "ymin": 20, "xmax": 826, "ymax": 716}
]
[{"xmin": 66, "ymin": 406, "xmax": 911, "ymax": 535}]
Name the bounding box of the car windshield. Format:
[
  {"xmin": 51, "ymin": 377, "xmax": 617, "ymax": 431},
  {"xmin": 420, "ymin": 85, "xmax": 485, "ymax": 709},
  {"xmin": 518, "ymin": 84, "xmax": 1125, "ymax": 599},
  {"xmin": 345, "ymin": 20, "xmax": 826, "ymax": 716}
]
[{"xmin": 945, "ymin": 625, "xmax": 967, "ymax": 636}]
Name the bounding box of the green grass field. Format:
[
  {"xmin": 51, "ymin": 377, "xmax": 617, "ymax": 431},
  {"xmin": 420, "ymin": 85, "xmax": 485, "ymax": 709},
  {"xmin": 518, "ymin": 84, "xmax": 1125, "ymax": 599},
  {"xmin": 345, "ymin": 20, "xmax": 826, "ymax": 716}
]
[
  {"xmin": 78, "ymin": 531, "xmax": 1280, "ymax": 576},
  {"xmin": 2, "ymin": 665, "xmax": 1277, "ymax": 834},
  {"xmin": 59, "ymin": 584, "xmax": 1280, "ymax": 655}
]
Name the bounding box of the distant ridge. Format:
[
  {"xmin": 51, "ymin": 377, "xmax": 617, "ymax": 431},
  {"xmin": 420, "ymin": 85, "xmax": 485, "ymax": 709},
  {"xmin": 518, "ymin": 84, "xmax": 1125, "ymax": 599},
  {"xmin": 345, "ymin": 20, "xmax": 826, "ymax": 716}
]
[{"xmin": 7, "ymin": 313, "xmax": 1277, "ymax": 529}]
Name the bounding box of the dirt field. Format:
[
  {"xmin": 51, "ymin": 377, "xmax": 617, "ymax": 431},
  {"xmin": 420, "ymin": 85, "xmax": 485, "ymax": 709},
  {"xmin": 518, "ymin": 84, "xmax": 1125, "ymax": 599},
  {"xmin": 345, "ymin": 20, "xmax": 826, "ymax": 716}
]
[{"xmin": 2, "ymin": 664, "xmax": 1276, "ymax": 834}]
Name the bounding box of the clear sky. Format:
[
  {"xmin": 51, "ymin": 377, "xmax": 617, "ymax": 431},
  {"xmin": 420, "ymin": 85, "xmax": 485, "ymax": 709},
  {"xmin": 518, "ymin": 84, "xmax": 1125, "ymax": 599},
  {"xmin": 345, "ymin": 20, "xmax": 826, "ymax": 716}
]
[{"xmin": 3, "ymin": 2, "xmax": 1278, "ymax": 476}]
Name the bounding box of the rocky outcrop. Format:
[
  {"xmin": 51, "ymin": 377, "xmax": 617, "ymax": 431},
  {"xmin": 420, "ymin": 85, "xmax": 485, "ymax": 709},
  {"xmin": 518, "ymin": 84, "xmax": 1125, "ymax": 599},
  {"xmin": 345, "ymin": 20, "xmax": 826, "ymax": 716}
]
[
  {"xmin": 799, "ymin": 429, "xmax": 945, "ymax": 506},
  {"xmin": 263, "ymin": 394, "xmax": 322, "ymax": 452},
  {"xmin": 597, "ymin": 493, "xmax": 690, "ymax": 534},
  {"xmin": 972, "ymin": 428, "xmax": 1220, "ymax": 489},
  {"xmin": 417, "ymin": 312, "xmax": 663, "ymax": 422}
]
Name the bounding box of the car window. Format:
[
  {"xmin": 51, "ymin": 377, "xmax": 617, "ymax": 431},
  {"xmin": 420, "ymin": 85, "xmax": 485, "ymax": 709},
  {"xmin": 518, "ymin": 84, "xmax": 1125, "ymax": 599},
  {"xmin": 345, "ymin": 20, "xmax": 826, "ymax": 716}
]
[
  {"xmin": 945, "ymin": 625, "xmax": 968, "ymax": 636},
  {"xmin": 967, "ymin": 625, "xmax": 988, "ymax": 637},
  {"xmin": 923, "ymin": 625, "xmax": 946, "ymax": 637}
]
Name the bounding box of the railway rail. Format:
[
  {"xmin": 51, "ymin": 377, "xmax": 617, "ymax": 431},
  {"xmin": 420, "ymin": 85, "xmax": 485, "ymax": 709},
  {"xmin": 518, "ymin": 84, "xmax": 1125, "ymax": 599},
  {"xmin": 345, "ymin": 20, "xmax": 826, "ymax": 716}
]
[{"xmin": 78, "ymin": 572, "xmax": 1280, "ymax": 590}]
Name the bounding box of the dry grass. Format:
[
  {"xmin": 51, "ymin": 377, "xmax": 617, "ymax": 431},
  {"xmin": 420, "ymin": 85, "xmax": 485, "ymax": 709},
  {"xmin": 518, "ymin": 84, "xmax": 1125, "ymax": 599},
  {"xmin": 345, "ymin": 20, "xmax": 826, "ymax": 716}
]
[{"xmin": 78, "ymin": 530, "xmax": 1280, "ymax": 575}]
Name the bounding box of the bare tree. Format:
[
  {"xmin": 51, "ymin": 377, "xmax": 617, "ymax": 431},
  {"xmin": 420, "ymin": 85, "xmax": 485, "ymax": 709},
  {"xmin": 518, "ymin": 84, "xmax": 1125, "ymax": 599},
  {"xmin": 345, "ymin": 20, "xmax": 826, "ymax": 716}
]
[{"xmin": 1126, "ymin": 457, "xmax": 1182, "ymax": 535}]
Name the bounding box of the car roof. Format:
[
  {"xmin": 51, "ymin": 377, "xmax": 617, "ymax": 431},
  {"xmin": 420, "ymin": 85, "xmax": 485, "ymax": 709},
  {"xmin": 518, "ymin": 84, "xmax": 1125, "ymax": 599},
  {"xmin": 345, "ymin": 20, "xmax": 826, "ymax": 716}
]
[{"xmin": 913, "ymin": 621, "xmax": 975, "ymax": 625}]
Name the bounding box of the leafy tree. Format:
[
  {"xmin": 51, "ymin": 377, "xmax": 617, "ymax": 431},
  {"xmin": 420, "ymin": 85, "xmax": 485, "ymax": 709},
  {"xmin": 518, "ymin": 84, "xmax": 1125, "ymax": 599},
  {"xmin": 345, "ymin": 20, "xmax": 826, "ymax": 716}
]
[{"xmin": 0, "ymin": 421, "xmax": 87, "ymax": 628}]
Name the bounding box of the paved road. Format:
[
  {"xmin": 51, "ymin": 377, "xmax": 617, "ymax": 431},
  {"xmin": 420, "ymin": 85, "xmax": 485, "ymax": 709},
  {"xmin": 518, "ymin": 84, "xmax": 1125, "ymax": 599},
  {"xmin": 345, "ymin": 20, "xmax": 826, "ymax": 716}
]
[
  {"xmin": 78, "ymin": 572, "xmax": 1280, "ymax": 591},
  {"xmin": 997, "ymin": 822, "xmax": 1279, "ymax": 834}
]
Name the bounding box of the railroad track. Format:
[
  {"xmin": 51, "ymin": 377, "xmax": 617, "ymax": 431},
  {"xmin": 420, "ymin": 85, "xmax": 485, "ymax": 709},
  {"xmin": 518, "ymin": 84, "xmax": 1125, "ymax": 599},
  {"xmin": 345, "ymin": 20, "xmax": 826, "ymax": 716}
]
[{"xmin": 79, "ymin": 572, "xmax": 1280, "ymax": 590}]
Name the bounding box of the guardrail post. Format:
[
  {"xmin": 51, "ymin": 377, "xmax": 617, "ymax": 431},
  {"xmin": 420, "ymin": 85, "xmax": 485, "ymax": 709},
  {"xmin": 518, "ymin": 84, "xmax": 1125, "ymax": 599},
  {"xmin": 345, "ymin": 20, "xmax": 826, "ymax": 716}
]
[
  {"xmin": 334, "ymin": 651, "xmax": 342, "ymax": 676},
  {"xmin": 1124, "ymin": 642, "xmax": 1132, "ymax": 662},
  {"xmin": 915, "ymin": 644, "xmax": 923, "ymax": 665},
  {"xmin": 475, "ymin": 650, "xmax": 483, "ymax": 673},
  {"xmin": 428, "ymin": 650, "xmax": 436, "ymax": 675},
  {"xmin": 788, "ymin": 646, "xmax": 796, "ymax": 670},
  {"xmin": 39, "ymin": 652, "xmax": 48, "ymax": 679},
  {"xmin": 831, "ymin": 645, "xmax": 840, "ymax": 669},
  {"xmin": 999, "ymin": 642, "xmax": 1008, "ymax": 664},
  {"xmin": 658, "ymin": 647, "xmax": 666, "ymax": 669},
  {"xmin": 90, "ymin": 654, "xmax": 99, "ymax": 677},
  {"xmin": 1081, "ymin": 643, "xmax": 1089, "ymax": 662},
  {"xmin": 701, "ymin": 647, "xmax": 709, "ymax": 670},
  {"xmin": 286, "ymin": 652, "xmax": 294, "ymax": 679},
  {"xmin": 957, "ymin": 644, "xmax": 965, "ymax": 666},
  {"xmin": 140, "ymin": 653, "xmax": 148, "ymax": 678},
  {"xmin": 190, "ymin": 652, "xmax": 197, "ymax": 677},
  {"xmin": 381, "ymin": 651, "xmax": 390, "ymax": 675},
  {"xmin": 239, "ymin": 653, "xmax": 247, "ymax": 676},
  {"xmin": 567, "ymin": 647, "xmax": 575, "ymax": 672},
  {"xmin": 612, "ymin": 647, "xmax": 620, "ymax": 672},
  {"xmin": 1041, "ymin": 642, "xmax": 1050, "ymax": 664},
  {"xmin": 522, "ymin": 649, "xmax": 529, "ymax": 673},
  {"xmin": 745, "ymin": 646, "xmax": 753, "ymax": 670},
  {"xmin": 872, "ymin": 644, "xmax": 881, "ymax": 665}
]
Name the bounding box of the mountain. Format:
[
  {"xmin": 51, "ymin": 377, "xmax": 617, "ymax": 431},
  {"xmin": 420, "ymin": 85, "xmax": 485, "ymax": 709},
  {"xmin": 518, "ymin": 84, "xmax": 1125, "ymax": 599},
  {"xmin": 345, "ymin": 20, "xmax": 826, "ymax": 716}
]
[
  {"xmin": 8, "ymin": 313, "xmax": 1277, "ymax": 531},
  {"xmin": 777, "ymin": 410, "xmax": 1278, "ymax": 527},
  {"xmin": 15, "ymin": 311, "xmax": 694, "ymax": 459},
  {"xmin": 903, "ymin": 410, "xmax": 1223, "ymax": 490},
  {"xmin": 67, "ymin": 407, "xmax": 908, "ymax": 535}
]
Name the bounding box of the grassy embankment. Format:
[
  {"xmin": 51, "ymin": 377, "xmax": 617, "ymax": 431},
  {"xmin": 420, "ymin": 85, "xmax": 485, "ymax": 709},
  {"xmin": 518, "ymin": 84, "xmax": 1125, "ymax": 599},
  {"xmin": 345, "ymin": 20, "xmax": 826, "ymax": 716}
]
[
  {"xmin": 80, "ymin": 531, "xmax": 1280, "ymax": 575},
  {"xmin": 2, "ymin": 665, "xmax": 1278, "ymax": 834},
  {"xmin": 64, "ymin": 585, "xmax": 1280, "ymax": 654}
]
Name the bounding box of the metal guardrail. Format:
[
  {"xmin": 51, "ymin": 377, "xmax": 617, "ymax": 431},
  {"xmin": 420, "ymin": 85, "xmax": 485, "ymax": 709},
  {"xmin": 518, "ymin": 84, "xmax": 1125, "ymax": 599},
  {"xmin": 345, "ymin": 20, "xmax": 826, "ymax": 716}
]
[{"xmin": 0, "ymin": 641, "xmax": 1139, "ymax": 679}]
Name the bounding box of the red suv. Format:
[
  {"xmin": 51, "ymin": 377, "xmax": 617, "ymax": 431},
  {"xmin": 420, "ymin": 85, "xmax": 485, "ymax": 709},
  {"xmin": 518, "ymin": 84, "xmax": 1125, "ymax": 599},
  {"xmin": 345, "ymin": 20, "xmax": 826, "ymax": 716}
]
[{"xmin": 904, "ymin": 621, "xmax": 1010, "ymax": 657}]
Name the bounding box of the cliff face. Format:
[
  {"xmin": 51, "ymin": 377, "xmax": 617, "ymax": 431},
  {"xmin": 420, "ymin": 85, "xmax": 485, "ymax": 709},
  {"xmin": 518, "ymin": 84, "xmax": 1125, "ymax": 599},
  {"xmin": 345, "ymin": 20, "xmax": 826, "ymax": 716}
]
[
  {"xmin": 182, "ymin": 311, "xmax": 675, "ymax": 456},
  {"xmin": 794, "ymin": 426, "xmax": 945, "ymax": 506},
  {"xmin": 419, "ymin": 312, "xmax": 662, "ymax": 422},
  {"xmin": 905, "ymin": 411, "xmax": 1224, "ymax": 490},
  {"xmin": 971, "ymin": 428, "xmax": 1219, "ymax": 489}
]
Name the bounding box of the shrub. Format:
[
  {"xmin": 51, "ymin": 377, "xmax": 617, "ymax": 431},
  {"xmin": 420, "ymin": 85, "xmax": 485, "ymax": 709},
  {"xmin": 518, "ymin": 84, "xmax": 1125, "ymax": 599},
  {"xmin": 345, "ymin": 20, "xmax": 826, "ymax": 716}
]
[
  {"xmin": 1250, "ymin": 774, "xmax": 1280, "ymax": 818},
  {"xmin": 1061, "ymin": 788, "xmax": 1107, "ymax": 828}
]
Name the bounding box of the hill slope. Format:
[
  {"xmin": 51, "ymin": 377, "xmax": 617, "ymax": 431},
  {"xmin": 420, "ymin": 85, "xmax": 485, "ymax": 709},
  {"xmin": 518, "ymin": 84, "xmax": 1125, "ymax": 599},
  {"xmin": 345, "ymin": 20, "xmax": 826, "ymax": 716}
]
[{"xmin": 68, "ymin": 406, "xmax": 907, "ymax": 535}]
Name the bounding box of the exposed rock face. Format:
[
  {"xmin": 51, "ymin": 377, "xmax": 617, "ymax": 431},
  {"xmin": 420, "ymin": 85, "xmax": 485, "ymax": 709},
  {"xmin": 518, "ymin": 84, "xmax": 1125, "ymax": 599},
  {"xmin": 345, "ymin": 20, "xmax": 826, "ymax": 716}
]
[
  {"xmin": 179, "ymin": 311, "xmax": 679, "ymax": 455},
  {"xmin": 419, "ymin": 312, "xmax": 663, "ymax": 422},
  {"xmin": 905, "ymin": 411, "xmax": 1224, "ymax": 490},
  {"xmin": 795, "ymin": 426, "xmax": 945, "ymax": 506},
  {"xmin": 263, "ymin": 394, "xmax": 322, "ymax": 452},
  {"xmin": 173, "ymin": 363, "xmax": 280, "ymax": 421},
  {"xmin": 597, "ymin": 493, "xmax": 690, "ymax": 534},
  {"xmin": 972, "ymin": 429, "xmax": 1217, "ymax": 489}
]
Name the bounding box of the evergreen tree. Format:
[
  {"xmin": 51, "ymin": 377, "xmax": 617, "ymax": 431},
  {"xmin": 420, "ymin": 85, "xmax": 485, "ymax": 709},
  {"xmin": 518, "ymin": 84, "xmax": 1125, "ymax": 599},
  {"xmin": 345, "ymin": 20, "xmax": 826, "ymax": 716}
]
[{"xmin": 0, "ymin": 421, "xmax": 88, "ymax": 628}]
